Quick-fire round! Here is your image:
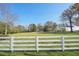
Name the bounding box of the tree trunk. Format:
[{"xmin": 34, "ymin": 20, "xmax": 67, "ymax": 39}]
[
  {"xmin": 5, "ymin": 24, "xmax": 8, "ymax": 35},
  {"xmin": 69, "ymin": 19, "xmax": 73, "ymax": 32}
]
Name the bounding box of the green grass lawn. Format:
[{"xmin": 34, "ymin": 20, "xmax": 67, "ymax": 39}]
[
  {"xmin": 9, "ymin": 32, "xmax": 79, "ymax": 36},
  {"xmin": 0, "ymin": 32, "xmax": 79, "ymax": 56},
  {"xmin": 0, "ymin": 51, "xmax": 79, "ymax": 56}
]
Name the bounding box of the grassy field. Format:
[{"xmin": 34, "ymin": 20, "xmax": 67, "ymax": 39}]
[
  {"xmin": 0, "ymin": 51, "xmax": 79, "ymax": 56},
  {"xmin": 9, "ymin": 32, "xmax": 79, "ymax": 36},
  {"xmin": 0, "ymin": 32, "xmax": 79, "ymax": 56}
]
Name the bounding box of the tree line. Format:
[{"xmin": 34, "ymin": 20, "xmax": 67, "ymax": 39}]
[{"xmin": 0, "ymin": 21, "xmax": 57, "ymax": 34}]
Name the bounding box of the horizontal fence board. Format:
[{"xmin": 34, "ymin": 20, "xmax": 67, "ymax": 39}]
[
  {"xmin": 14, "ymin": 40, "xmax": 35, "ymax": 42},
  {"xmin": 0, "ymin": 40, "xmax": 10, "ymax": 42},
  {"xmin": 39, "ymin": 40, "xmax": 61, "ymax": 42},
  {"xmin": 39, "ymin": 48, "xmax": 62, "ymax": 50},
  {"xmin": 14, "ymin": 48, "xmax": 36, "ymax": 50},
  {"xmin": 39, "ymin": 44, "xmax": 61, "ymax": 46},
  {"xmin": 65, "ymin": 43, "xmax": 79, "ymax": 46},
  {"xmin": 0, "ymin": 36, "xmax": 79, "ymax": 38},
  {"xmin": 65, "ymin": 40, "xmax": 79, "ymax": 42},
  {"xmin": 64, "ymin": 36, "xmax": 79, "ymax": 38},
  {"xmin": 0, "ymin": 44, "xmax": 10, "ymax": 46},
  {"xmin": 13, "ymin": 36, "xmax": 35, "ymax": 38},
  {"xmin": 38, "ymin": 36, "xmax": 61, "ymax": 38},
  {"xmin": 0, "ymin": 48, "xmax": 10, "ymax": 50},
  {"xmin": 0, "ymin": 37, "xmax": 11, "ymax": 39},
  {"xmin": 65, "ymin": 47, "xmax": 79, "ymax": 50},
  {"xmin": 14, "ymin": 44, "xmax": 35, "ymax": 46}
]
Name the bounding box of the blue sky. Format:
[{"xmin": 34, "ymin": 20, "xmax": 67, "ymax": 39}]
[{"xmin": 7, "ymin": 3, "xmax": 72, "ymax": 26}]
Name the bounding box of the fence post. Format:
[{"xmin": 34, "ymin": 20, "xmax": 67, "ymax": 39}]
[
  {"xmin": 10, "ymin": 37, "xmax": 14, "ymax": 52},
  {"xmin": 35, "ymin": 36, "xmax": 39, "ymax": 52},
  {"xmin": 61, "ymin": 36, "xmax": 65, "ymax": 52}
]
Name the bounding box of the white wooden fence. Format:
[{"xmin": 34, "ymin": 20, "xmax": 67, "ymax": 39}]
[{"xmin": 0, "ymin": 36, "xmax": 79, "ymax": 52}]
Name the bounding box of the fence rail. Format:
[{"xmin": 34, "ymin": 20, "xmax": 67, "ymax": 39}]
[{"xmin": 0, "ymin": 36, "xmax": 79, "ymax": 52}]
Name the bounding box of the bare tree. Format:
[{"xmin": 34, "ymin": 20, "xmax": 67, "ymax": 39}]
[
  {"xmin": 71, "ymin": 3, "xmax": 79, "ymax": 26},
  {"xmin": 61, "ymin": 7, "xmax": 76, "ymax": 32},
  {"xmin": 0, "ymin": 4, "xmax": 18, "ymax": 35}
]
